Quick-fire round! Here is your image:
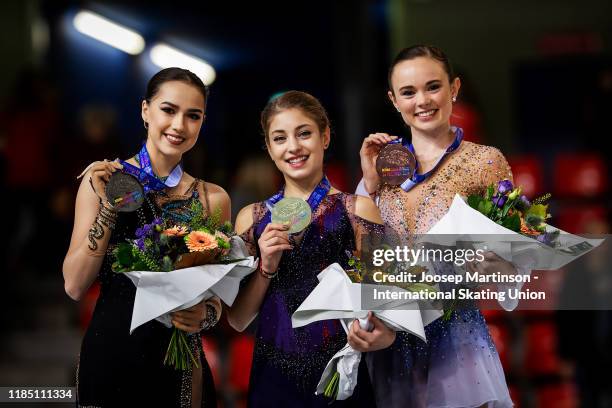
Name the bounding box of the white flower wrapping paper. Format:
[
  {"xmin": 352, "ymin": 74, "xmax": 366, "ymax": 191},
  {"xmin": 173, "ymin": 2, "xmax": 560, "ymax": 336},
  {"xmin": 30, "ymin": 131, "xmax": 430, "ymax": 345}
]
[
  {"xmin": 123, "ymin": 236, "xmax": 257, "ymax": 333},
  {"xmin": 292, "ymin": 195, "xmax": 605, "ymax": 399},
  {"xmin": 423, "ymin": 194, "xmax": 604, "ymax": 270},
  {"xmin": 291, "ymin": 263, "xmax": 441, "ymax": 400}
]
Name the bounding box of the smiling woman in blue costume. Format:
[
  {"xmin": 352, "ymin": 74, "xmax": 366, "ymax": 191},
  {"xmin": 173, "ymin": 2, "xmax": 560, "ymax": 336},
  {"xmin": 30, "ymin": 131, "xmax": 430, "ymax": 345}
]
[
  {"xmin": 227, "ymin": 91, "xmax": 395, "ymax": 407},
  {"xmin": 63, "ymin": 68, "xmax": 229, "ymax": 407},
  {"xmin": 358, "ymin": 45, "xmax": 530, "ymax": 407}
]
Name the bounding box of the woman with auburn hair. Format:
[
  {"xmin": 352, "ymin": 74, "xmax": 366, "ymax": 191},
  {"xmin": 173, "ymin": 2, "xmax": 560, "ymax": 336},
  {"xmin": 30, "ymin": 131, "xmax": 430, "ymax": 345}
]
[{"xmin": 228, "ymin": 91, "xmax": 393, "ymax": 407}]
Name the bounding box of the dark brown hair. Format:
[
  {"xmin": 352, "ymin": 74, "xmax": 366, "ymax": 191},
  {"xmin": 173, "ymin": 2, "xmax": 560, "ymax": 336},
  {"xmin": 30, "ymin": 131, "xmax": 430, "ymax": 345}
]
[
  {"xmin": 388, "ymin": 45, "xmax": 455, "ymax": 92},
  {"xmin": 145, "ymin": 67, "xmax": 209, "ymax": 104},
  {"xmin": 260, "ymin": 91, "xmax": 330, "ymax": 143}
]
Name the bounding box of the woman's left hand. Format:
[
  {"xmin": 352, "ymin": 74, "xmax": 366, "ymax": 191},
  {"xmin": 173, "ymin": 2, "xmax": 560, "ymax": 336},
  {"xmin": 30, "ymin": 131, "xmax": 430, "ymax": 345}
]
[
  {"xmin": 347, "ymin": 312, "xmax": 396, "ymax": 352},
  {"xmin": 466, "ymin": 251, "xmax": 516, "ymax": 277},
  {"xmin": 171, "ymin": 296, "xmax": 221, "ymax": 334}
]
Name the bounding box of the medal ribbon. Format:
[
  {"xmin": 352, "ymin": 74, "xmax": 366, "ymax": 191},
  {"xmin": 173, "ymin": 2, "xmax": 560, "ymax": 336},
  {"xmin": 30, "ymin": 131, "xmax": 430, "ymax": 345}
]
[
  {"xmin": 262, "ymin": 176, "xmax": 331, "ymax": 226},
  {"xmin": 120, "ymin": 144, "xmax": 184, "ymax": 193},
  {"xmin": 397, "ymin": 126, "xmax": 463, "ymax": 192}
]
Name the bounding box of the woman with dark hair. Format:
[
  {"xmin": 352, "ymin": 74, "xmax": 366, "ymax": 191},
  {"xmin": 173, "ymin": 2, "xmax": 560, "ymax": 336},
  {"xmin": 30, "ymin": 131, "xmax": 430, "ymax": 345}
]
[
  {"xmin": 227, "ymin": 91, "xmax": 393, "ymax": 407},
  {"xmin": 63, "ymin": 68, "xmax": 227, "ymax": 407},
  {"xmin": 358, "ymin": 45, "xmax": 521, "ymax": 407}
]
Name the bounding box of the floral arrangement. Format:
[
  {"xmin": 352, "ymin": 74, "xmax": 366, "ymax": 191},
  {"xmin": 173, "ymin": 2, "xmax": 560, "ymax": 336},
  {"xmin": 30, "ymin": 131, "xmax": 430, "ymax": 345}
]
[
  {"xmin": 467, "ymin": 179, "xmax": 559, "ymax": 247},
  {"xmin": 321, "ymin": 252, "xmax": 435, "ymax": 399},
  {"xmin": 111, "ymin": 201, "xmax": 235, "ymax": 370}
]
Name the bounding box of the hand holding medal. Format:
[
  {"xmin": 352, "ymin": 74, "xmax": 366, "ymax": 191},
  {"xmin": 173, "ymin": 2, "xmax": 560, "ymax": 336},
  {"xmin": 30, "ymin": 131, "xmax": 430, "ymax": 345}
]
[
  {"xmin": 105, "ymin": 172, "xmax": 145, "ymax": 212},
  {"xmin": 78, "ymin": 159, "xmax": 124, "ymax": 204},
  {"xmin": 271, "ymin": 197, "xmax": 312, "ymax": 234},
  {"xmin": 376, "ymin": 141, "xmax": 417, "ymax": 186}
]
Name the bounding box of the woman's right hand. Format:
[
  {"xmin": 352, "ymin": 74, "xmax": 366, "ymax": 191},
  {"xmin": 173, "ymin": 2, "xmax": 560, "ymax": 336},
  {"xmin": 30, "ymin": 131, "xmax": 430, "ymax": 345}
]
[
  {"xmin": 79, "ymin": 160, "xmax": 123, "ymax": 203},
  {"xmin": 359, "ymin": 133, "xmax": 397, "ymax": 194},
  {"xmin": 257, "ymin": 223, "xmax": 292, "ymax": 275}
]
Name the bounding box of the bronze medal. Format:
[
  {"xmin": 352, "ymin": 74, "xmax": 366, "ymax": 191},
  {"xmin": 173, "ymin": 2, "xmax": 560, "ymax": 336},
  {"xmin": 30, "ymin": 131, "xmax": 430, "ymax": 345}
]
[{"xmin": 376, "ymin": 144, "xmax": 417, "ymax": 186}]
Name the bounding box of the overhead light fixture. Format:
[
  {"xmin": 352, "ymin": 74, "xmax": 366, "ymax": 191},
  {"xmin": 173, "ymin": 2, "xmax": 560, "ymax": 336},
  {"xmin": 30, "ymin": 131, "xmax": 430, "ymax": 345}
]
[
  {"xmin": 150, "ymin": 43, "xmax": 216, "ymax": 85},
  {"xmin": 73, "ymin": 10, "xmax": 145, "ymax": 55}
]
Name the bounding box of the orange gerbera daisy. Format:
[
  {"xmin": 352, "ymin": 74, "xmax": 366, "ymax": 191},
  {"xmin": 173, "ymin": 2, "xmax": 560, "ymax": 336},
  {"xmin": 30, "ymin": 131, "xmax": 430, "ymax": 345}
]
[
  {"xmin": 185, "ymin": 231, "xmax": 218, "ymax": 252},
  {"xmin": 163, "ymin": 225, "xmax": 189, "ymax": 237}
]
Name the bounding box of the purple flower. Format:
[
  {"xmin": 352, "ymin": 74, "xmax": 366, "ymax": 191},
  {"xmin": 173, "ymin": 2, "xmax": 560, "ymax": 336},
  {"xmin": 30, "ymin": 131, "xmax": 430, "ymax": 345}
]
[
  {"xmin": 493, "ymin": 194, "xmax": 507, "ymax": 208},
  {"xmin": 135, "ymin": 237, "xmax": 145, "ymax": 251},
  {"xmin": 142, "ymin": 224, "xmax": 152, "ymax": 236},
  {"xmin": 536, "ymin": 231, "xmax": 559, "ymax": 246},
  {"xmin": 152, "ymin": 217, "xmax": 163, "ymax": 226},
  {"xmin": 497, "ymin": 179, "xmax": 513, "ymax": 195},
  {"xmin": 517, "ymin": 195, "xmax": 531, "ymax": 211},
  {"xmin": 536, "ymin": 232, "xmax": 554, "ymax": 246},
  {"xmin": 135, "ymin": 227, "xmax": 145, "ymax": 238}
]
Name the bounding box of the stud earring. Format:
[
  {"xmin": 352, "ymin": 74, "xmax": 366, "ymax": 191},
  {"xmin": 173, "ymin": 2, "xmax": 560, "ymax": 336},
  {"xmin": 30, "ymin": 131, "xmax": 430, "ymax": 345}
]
[{"xmin": 452, "ymin": 96, "xmax": 457, "ymax": 103}]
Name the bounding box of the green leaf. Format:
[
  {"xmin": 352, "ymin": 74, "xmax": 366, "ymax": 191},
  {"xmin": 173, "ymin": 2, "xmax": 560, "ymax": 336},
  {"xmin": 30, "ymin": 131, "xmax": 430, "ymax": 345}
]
[
  {"xmin": 526, "ymin": 203, "xmax": 548, "ymax": 219},
  {"xmin": 114, "ymin": 243, "xmax": 134, "ymax": 266},
  {"xmin": 483, "ymin": 201, "xmax": 494, "ymax": 216},
  {"xmin": 501, "ymin": 212, "xmax": 521, "ymax": 232},
  {"xmin": 525, "ymin": 213, "xmax": 543, "ymax": 228},
  {"xmin": 486, "ymin": 184, "xmax": 495, "ymax": 201},
  {"xmin": 162, "ymin": 256, "xmax": 173, "ymax": 272},
  {"xmin": 467, "ymin": 195, "xmax": 481, "ymax": 209}
]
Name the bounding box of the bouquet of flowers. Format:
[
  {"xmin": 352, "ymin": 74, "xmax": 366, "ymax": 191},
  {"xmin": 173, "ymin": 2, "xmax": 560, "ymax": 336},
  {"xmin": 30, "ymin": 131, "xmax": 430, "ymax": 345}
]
[
  {"xmin": 292, "ymin": 258, "xmax": 440, "ymax": 400},
  {"xmin": 112, "ymin": 201, "xmax": 256, "ymax": 370},
  {"xmin": 424, "ymin": 182, "xmax": 604, "ymax": 271},
  {"xmin": 467, "ymin": 179, "xmax": 559, "ymax": 246}
]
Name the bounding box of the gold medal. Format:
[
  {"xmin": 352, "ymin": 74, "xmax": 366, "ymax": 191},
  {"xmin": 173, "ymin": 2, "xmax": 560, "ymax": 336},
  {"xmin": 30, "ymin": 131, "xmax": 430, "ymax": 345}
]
[{"xmin": 271, "ymin": 197, "xmax": 312, "ymax": 234}]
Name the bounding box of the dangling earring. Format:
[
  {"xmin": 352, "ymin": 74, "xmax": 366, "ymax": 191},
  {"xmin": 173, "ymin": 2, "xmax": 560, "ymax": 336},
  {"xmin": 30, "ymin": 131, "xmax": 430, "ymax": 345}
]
[
  {"xmin": 143, "ymin": 120, "xmax": 149, "ymax": 130},
  {"xmin": 396, "ymin": 107, "xmax": 401, "ymax": 112}
]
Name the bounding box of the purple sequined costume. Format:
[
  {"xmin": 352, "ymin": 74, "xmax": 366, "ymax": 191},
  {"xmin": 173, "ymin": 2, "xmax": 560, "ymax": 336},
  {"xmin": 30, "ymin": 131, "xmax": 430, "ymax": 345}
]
[{"xmin": 240, "ymin": 193, "xmax": 383, "ymax": 407}]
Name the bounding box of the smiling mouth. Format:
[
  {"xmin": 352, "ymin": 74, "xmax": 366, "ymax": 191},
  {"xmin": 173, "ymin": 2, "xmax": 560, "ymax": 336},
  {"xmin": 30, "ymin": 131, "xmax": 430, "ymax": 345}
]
[
  {"xmin": 286, "ymin": 155, "xmax": 309, "ymax": 167},
  {"xmin": 164, "ymin": 133, "xmax": 185, "ymax": 144},
  {"xmin": 414, "ymin": 109, "xmax": 438, "ymax": 118}
]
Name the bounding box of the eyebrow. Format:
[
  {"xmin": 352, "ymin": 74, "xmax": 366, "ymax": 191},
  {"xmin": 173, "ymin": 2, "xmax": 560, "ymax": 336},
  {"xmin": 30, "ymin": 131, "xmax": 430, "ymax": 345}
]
[
  {"xmin": 398, "ymin": 79, "xmax": 442, "ymax": 92},
  {"xmin": 160, "ymin": 101, "xmax": 204, "ymax": 114},
  {"xmin": 271, "ymin": 123, "xmax": 312, "ymax": 134}
]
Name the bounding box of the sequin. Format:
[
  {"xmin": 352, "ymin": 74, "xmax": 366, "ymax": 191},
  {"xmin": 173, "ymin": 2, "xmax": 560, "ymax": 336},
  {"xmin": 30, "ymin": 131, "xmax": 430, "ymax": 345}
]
[
  {"xmin": 240, "ymin": 193, "xmax": 383, "ymax": 406},
  {"xmin": 366, "ymin": 141, "xmax": 514, "ymax": 408},
  {"xmin": 76, "ymin": 179, "xmax": 216, "ymax": 407}
]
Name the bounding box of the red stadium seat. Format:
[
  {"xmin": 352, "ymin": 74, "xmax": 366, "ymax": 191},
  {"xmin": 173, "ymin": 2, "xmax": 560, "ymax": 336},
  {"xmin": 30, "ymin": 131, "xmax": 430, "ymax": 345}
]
[
  {"xmin": 79, "ymin": 282, "xmax": 100, "ymax": 331},
  {"xmin": 536, "ymin": 383, "xmax": 577, "ymax": 408},
  {"xmin": 508, "ymin": 155, "xmax": 545, "ymax": 198},
  {"xmin": 228, "ymin": 334, "xmax": 255, "ymax": 393},
  {"xmin": 553, "ymin": 153, "xmax": 608, "ymax": 197},
  {"xmin": 509, "ymin": 386, "xmax": 521, "ymax": 408},
  {"xmin": 555, "ymin": 205, "xmax": 607, "ymax": 234},
  {"xmin": 326, "ymin": 162, "xmax": 350, "ymax": 192},
  {"xmin": 201, "ymin": 337, "xmax": 221, "ymax": 388},
  {"xmin": 488, "ymin": 322, "xmax": 511, "ymax": 371},
  {"xmin": 524, "ymin": 322, "xmax": 560, "ymax": 376}
]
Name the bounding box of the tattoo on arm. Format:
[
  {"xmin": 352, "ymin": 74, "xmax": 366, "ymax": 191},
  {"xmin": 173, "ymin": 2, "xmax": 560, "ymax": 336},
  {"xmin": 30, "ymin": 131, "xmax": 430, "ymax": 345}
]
[{"xmin": 88, "ymin": 219, "xmax": 105, "ymax": 251}]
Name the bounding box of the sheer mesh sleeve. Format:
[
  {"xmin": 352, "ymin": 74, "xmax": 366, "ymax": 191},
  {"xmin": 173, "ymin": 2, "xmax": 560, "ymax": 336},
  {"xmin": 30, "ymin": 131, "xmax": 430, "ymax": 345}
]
[
  {"xmin": 477, "ymin": 146, "xmax": 514, "ymax": 192},
  {"xmin": 343, "ymin": 194, "xmax": 386, "ymax": 256},
  {"xmin": 237, "ymin": 202, "xmax": 267, "ymax": 258}
]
